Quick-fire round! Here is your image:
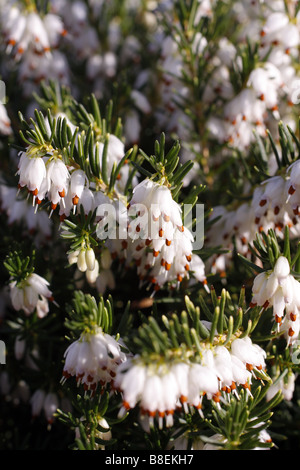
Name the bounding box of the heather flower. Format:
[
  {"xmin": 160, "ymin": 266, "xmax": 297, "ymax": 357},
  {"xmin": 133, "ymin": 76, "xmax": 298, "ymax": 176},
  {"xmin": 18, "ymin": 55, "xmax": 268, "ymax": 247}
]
[
  {"xmin": 9, "ymin": 272, "xmax": 53, "ymax": 316},
  {"xmin": 62, "ymin": 327, "xmax": 127, "ymax": 392}
]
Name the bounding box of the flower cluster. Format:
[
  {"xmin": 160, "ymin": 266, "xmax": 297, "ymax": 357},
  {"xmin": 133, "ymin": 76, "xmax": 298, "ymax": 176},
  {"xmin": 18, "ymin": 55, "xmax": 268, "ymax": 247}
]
[
  {"xmin": 0, "ymin": 0, "xmax": 69, "ymax": 95},
  {"xmin": 9, "ymin": 272, "xmax": 53, "ymax": 317},
  {"xmin": 114, "ymin": 335, "xmax": 266, "ymax": 429},
  {"xmin": 250, "ymin": 256, "xmax": 300, "ymax": 344},
  {"xmin": 114, "ymin": 178, "xmax": 208, "ymax": 292},
  {"xmin": 61, "ymin": 326, "xmax": 127, "ymax": 394},
  {"xmin": 205, "ymin": 162, "xmax": 300, "ymax": 279},
  {"xmin": 0, "ymin": 182, "xmax": 52, "ymax": 244}
]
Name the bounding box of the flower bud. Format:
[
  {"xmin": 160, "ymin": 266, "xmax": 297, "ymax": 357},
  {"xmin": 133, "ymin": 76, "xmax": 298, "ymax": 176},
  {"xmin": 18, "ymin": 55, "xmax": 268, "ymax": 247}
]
[
  {"xmin": 85, "ymin": 247, "xmax": 96, "ymax": 271},
  {"xmin": 86, "ymin": 259, "xmax": 99, "ymax": 285},
  {"xmin": 30, "ymin": 389, "xmax": 46, "ymax": 418},
  {"xmin": 43, "ymin": 392, "xmax": 59, "ymax": 424},
  {"xmin": 274, "ymin": 256, "xmax": 290, "ymax": 279},
  {"xmin": 77, "ymin": 249, "xmax": 87, "ymax": 272},
  {"xmin": 68, "ymin": 250, "xmax": 79, "ymax": 265}
]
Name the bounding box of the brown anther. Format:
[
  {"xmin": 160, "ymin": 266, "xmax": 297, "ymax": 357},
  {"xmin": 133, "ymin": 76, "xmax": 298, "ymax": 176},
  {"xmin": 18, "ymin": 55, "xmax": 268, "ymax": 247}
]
[
  {"xmin": 122, "ymin": 240, "xmax": 128, "ymax": 249},
  {"xmin": 145, "ymin": 238, "xmax": 152, "ymax": 246},
  {"xmin": 177, "ymin": 274, "xmax": 183, "ymax": 282},
  {"xmin": 288, "ymin": 327, "xmax": 295, "ymax": 337},
  {"xmin": 262, "ymin": 300, "xmax": 269, "ymax": 310},
  {"xmin": 72, "ymin": 195, "xmax": 79, "ymax": 205},
  {"xmin": 165, "ymin": 263, "xmax": 171, "ymax": 271},
  {"xmin": 186, "ymin": 254, "xmax": 192, "ymax": 262},
  {"xmin": 166, "ymin": 239, "xmax": 172, "ymax": 246},
  {"xmin": 136, "ymin": 224, "xmax": 141, "ymax": 232},
  {"xmin": 259, "ymin": 198, "xmax": 267, "ymax": 207},
  {"xmin": 59, "ymin": 189, "xmax": 65, "ymax": 198},
  {"xmin": 246, "ymin": 363, "xmax": 253, "ymax": 372},
  {"xmin": 153, "ymin": 250, "xmax": 159, "ymax": 257},
  {"xmin": 123, "ymin": 401, "xmax": 131, "ymax": 410},
  {"xmin": 213, "ymin": 391, "xmax": 221, "ymax": 403},
  {"xmin": 159, "ymin": 228, "xmax": 164, "ymax": 237},
  {"xmin": 288, "ymin": 185, "xmax": 296, "ymax": 195},
  {"xmin": 243, "ymin": 382, "xmax": 251, "ymax": 390},
  {"xmin": 274, "ymin": 206, "xmax": 280, "ymax": 215},
  {"xmin": 185, "ymin": 264, "xmax": 190, "ymax": 271},
  {"xmin": 290, "ymin": 312, "xmax": 297, "ymax": 322},
  {"xmin": 180, "ymin": 395, "xmax": 188, "ymax": 403}
]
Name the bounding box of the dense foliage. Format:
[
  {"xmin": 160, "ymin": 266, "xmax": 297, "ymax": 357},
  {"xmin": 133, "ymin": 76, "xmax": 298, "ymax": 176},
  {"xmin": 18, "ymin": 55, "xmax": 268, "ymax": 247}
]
[{"xmin": 1, "ymin": 0, "xmax": 300, "ymax": 451}]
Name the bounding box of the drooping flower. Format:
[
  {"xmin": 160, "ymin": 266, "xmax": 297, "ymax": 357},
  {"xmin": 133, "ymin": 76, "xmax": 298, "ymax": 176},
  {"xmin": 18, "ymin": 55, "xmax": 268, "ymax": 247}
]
[
  {"xmin": 61, "ymin": 326, "xmax": 127, "ymax": 393},
  {"xmin": 114, "ymin": 335, "xmax": 265, "ymax": 428},
  {"xmin": 120, "ymin": 178, "xmax": 207, "ymax": 292},
  {"xmin": 250, "ymin": 256, "xmax": 300, "ymax": 339},
  {"xmin": 9, "ymin": 272, "xmax": 53, "ymax": 316}
]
